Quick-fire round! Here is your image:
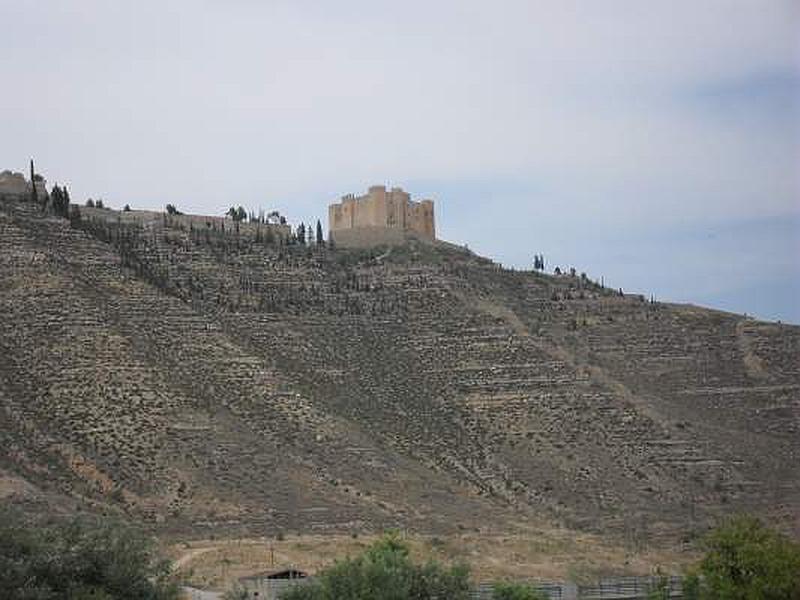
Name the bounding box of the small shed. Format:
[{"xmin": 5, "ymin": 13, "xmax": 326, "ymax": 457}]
[{"xmin": 239, "ymin": 568, "xmax": 311, "ymax": 599}]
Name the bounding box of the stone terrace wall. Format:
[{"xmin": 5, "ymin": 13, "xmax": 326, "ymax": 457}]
[{"xmin": 1, "ymin": 194, "xmax": 798, "ymax": 537}]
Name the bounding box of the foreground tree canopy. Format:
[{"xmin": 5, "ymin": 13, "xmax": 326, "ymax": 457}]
[
  {"xmin": 279, "ymin": 533, "xmax": 471, "ymax": 600},
  {"xmin": 272, "ymin": 533, "xmax": 547, "ymax": 600},
  {"xmin": 685, "ymin": 515, "xmax": 800, "ymax": 600},
  {"xmin": 0, "ymin": 510, "xmax": 179, "ymax": 600}
]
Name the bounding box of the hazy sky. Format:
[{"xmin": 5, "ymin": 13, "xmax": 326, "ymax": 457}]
[{"xmin": 2, "ymin": 1, "xmax": 798, "ymax": 322}]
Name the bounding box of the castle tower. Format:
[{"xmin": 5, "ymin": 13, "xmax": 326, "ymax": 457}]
[{"xmin": 328, "ymin": 185, "xmax": 436, "ymax": 248}]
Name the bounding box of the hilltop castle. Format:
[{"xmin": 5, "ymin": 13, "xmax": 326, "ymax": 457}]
[
  {"xmin": 328, "ymin": 185, "xmax": 435, "ymax": 247},
  {"xmin": 0, "ymin": 168, "xmax": 47, "ymax": 202}
]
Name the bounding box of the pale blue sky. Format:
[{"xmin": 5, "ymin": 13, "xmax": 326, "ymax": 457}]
[{"xmin": 1, "ymin": 0, "xmax": 798, "ymax": 322}]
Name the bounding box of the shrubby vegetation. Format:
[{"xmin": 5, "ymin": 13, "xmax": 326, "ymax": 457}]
[
  {"xmin": 227, "ymin": 205, "xmax": 248, "ymax": 222},
  {"xmin": 49, "ymin": 184, "xmax": 71, "ymax": 218},
  {"xmin": 492, "ymin": 581, "xmax": 548, "ymax": 600},
  {"xmin": 0, "ymin": 509, "xmax": 179, "ymax": 600},
  {"xmin": 280, "ymin": 533, "xmax": 471, "ymax": 600},
  {"xmin": 684, "ymin": 515, "xmax": 800, "ymax": 600},
  {"xmin": 645, "ymin": 573, "xmax": 671, "ymax": 600}
]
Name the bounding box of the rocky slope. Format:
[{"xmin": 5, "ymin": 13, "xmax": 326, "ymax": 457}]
[{"xmin": 1, "ymin": 197, "xmax": 797, "ymax": 540}]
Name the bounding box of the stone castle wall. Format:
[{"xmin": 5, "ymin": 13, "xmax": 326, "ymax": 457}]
[
  {"xmin": 0, "ymin": 170, "xmax": 47, "ymax": 201},
  {"xmin": 329, "ymin": 185, "xmax": 435, "ymax": 247},
  {"xmin": 81, "ymin": 206, "xmax": 292, "ymax": 240}
]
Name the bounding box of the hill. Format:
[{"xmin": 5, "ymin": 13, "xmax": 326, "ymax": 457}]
[{"xmin": 1, "ymin": 197, "xmax": 798, "ymax": 543}]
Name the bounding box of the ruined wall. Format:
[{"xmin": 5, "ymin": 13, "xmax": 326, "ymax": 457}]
[
  {"xmin": 0, "ymin": 170, "xmax": 47, "ymax": 201},
  {"xmin": 80, "ymin": 207, "xmax": 291, "ymax": 240},
  {"xmin": 329, "ymin": 185, "xmax": 435, "ymax": 247}
]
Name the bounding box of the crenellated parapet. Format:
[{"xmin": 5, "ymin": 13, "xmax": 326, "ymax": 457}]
[{"xmin": 328, "ymin": 185, "xmax": 435, "ymax": 247}]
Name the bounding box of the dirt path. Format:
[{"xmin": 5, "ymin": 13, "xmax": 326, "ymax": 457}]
[{"xmin": 175, "ymin": 546, "xmax": 220, "ymax": 570}]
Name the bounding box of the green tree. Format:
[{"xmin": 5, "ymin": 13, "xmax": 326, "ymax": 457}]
[
  {"xmin": 492, "ymin": 581, "xmax": 548, "ymax": 600},
  {"xmin": 646, "ymin": 572, "xmax": 671, "ymax": 600},
  {"xmin": 280, "ymin": 533, "xmax": 470, "ymax": 600},
  {"xmin": 49, "ymin": 185, "xmax": 72, "ymax": 217},
  {"xmin": 226, "ymin": 206, "xmax": 247, "ymax": 222},
  {"xmin": 684, "ymin": 515, "xmax": 800, "ymax": 600},
  {"xmin": 316, "ymin": 220, "xmax": 324, "ymax": 245},
  {"xmin": 0, "ymin": 509, "xmax": 179, "ymax": 600}
]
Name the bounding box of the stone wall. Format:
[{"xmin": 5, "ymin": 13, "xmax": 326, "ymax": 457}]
[
  {"xmin": 329, "ymin": 185, "xmax": 435, "ymax": 247},
  {"xmin": 329, "ymin": 226, "xmax": 414, "ymax": 248},
  {"xmin": 80, "ymin": 206, "xmax": 291, "ymax": 240},
  {"xmin": 0, "ymin": 170, "xmax": 47, "ymax": 201}
]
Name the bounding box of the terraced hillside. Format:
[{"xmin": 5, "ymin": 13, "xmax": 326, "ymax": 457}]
[{"xmin": 1, "ymin": 197, "xmax": 798, "ymax": 540}]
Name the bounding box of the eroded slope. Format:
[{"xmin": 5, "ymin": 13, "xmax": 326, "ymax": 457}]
[{"xmin": 1, "ymin": 199, "xmax": 797, "ymax": 539}]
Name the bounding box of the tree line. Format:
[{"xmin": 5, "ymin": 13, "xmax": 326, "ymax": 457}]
[{"xmin": 2, "ymin": 511, "xmax": 799, "ymax": 599}]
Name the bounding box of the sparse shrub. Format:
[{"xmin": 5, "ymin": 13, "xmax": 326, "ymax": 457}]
[
  {"xmin": 109, "ymin": 486, "xmax": 125, "ymax": 503},
  {"xmin": 429, "ymin": 536, "xmax": 445, "ymax": 549},
  {"xmin": 492, "ymin": 581, "xmax": 548, "ymax": 600}
]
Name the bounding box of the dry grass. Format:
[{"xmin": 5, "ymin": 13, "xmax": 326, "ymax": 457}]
[{"xmin": 169, "ymin": 526, "xmax": 697, "ymax": 591}]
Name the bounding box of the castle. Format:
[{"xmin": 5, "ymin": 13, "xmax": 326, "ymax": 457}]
[
  {"xmin": 328, "ymin": 185, "xmax": 435, "ymax": 247},
  {"xmin": 0, "ymin": 169, "xmax": 47, "ymax": 202}
]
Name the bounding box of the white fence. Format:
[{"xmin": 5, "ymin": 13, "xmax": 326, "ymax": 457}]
[{"xmin": 472, "ymin": 576, "xmax": 683, "ymax": 600}]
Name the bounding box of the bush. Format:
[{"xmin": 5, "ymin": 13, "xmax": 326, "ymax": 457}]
[
  {"xmin": 646, "ymin": 573, "xmax": 671, "ymax": 600},
  {"xmin": 492, "ymin": 581, "xmax": 548, "ymax": 600},
  {"xmin": 280, "ymin": 532, "xmax": 470, "ymax": 600},
  {"xmin": 0, "ymin": 509, "xmax": 179, "ymax": 600},
  {"xmin": 223, "ymin": 583, "xmax": 249, "ymax": 600},
  {"xmin": 684, "ymin": 515, "xmax": 800, "ymax": 600}
]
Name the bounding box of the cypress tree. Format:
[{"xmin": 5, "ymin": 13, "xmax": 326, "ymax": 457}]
[{"xmin": 29, "ymin": 159, "xmax": 37, "ymax": 203}]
